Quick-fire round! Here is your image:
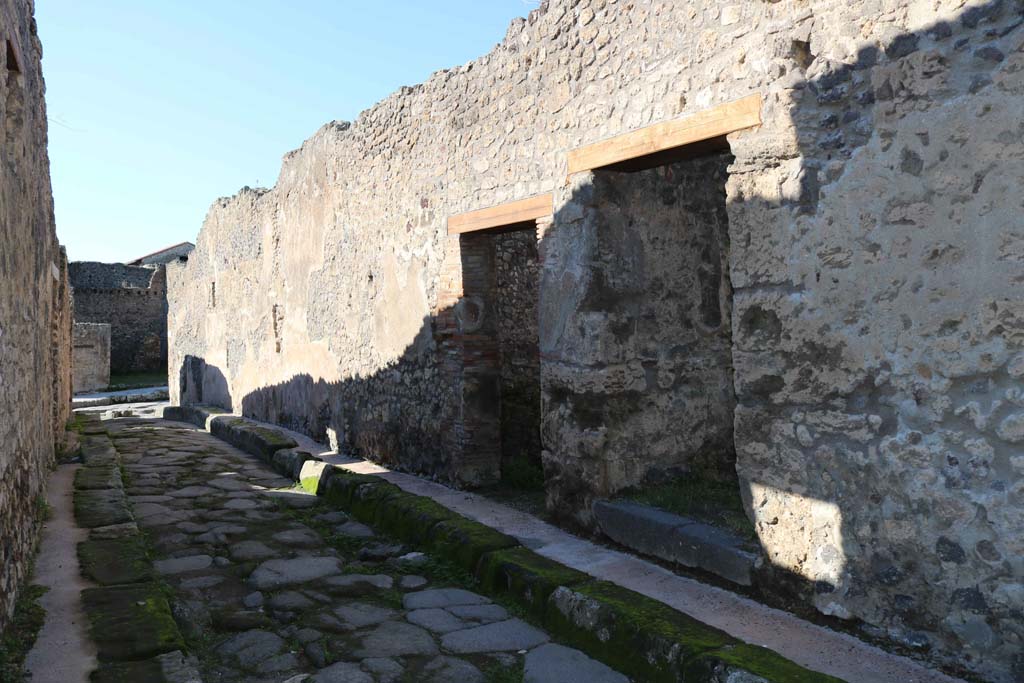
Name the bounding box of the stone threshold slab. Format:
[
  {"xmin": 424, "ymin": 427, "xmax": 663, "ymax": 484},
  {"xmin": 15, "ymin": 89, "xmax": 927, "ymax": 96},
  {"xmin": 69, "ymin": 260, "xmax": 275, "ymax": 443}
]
[
  {"xmin": 591, "ymin": 499, "xmax": 758, "ymax": 587},
  {"xmin": 163, "ymin": 405, "xmax": 966, "ymax": 683}
]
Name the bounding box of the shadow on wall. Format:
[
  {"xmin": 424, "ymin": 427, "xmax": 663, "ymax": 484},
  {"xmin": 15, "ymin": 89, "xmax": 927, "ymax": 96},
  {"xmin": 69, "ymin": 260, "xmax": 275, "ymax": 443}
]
[{"xmin": 177, "ymin": 3, "xmax": 1022, "ymax": 680}]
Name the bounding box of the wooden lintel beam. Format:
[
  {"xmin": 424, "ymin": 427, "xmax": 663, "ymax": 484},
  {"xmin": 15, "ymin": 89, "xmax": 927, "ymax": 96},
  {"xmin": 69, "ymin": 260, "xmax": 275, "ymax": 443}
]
[
  {"xmin": 447, "ymin": 194, "xmax": 553, "ymax": 235},
  {"xmin": 567, "ymin": 93, "xmax": 762, "ymax": 176}
]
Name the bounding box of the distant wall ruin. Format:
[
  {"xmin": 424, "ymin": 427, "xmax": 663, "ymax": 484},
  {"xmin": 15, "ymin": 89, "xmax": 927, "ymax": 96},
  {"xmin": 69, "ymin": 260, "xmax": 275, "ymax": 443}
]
[
  {"xmin": 0, "ymin": 0, "xmax": 72, "ymax": 631},
  {"xmin": 70, "ymin": 262, "xmax": 168, "ymax": 376},
  {"xmin": 168, "ymin": 1, "xmax": 1024, "ymax": 679}
]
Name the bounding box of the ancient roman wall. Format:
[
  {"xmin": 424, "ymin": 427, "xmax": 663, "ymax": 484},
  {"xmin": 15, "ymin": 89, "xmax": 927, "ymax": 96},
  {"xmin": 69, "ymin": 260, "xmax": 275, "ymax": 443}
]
[
  {"xmin": 71, "ymin": 263, "xmax": 168, "ymax": 375},
  {"xmin": 0, "ymin": 0, "xmax": 70, "ymax": 629},
  {"xmin": 73, "ymin": 323, "xmax": 112, "ymax": 393},
  {"xmin": 541, "ymin": 154, "xmax": 737, "ymax": 516},
  {"xmin": 169, "ymin": 1, "xmax": 1023, "ymax": 678}
]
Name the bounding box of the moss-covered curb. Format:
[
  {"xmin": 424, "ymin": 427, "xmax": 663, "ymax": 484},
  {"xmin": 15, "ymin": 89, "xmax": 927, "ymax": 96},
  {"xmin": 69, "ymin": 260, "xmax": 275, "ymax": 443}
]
[
  {"xmin": 82, "ymin": 584, "xmax": 185, "ymax": 662},
  {"xmin": 74, "ymin": 421, "xmax": 189, "ymax": 677},
  {"xmin": 478, "ymin": 547, "xmax": 590, "ymax": 620},
  {"xmin": 78, "ymin": 538, "xmax": 153, "ymax": 586},
  {"xmin": 166, "ymin": 404, "xmax": 844, "ymax": 682},
  {"xmin": 209, "ymin": 416, "xmax": 297, "ymax": 460},
  {"xmin": 74, "ymin": 489, "xmax": 132, "ymax": 528},
  {"xmin": 90, "ymin": 658, "xmax": 166, "ymax": 683}
]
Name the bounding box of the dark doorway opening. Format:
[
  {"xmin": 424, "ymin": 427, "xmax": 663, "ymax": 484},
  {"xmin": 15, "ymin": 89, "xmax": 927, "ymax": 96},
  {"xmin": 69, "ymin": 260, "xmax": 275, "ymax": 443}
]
[
  {"xmin": 589, "ymin": 145, "xmax": 748, "ymax": 534},
  {"xmin": 458, "ymin": 220, "xmax": 543, "ymax": 492}
]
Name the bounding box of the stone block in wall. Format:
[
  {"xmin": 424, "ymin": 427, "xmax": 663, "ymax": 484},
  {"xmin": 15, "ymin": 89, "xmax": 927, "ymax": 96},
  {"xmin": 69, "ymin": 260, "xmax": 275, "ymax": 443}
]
[{"xmin": 74, "ymin": 323, "xmax": 111, "ymax": 393}]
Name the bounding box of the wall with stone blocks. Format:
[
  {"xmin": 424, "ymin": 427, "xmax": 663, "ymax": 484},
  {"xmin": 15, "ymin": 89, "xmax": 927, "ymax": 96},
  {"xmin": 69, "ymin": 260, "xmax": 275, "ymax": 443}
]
[
  {"xmin": 0, "ymin": 0, "xmax": 72, "ymax": 631},
  {"xmin": 168, "ymin": 1, "xmax": 1024, "ymax": 678},
  {"xmin": 73, "ymin": 323, "xmax": 112, "ymax": 393},
  {"xmin": 71, "ymin": 263, "xmax": 168, "ymax": 375}
]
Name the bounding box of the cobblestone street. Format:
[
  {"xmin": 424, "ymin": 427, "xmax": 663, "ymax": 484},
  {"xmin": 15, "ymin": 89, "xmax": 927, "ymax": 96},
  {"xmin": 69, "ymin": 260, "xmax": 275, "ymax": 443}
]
[{"xmin": 89, "ymin": 417, "xmax": 627, "ymax": 682}]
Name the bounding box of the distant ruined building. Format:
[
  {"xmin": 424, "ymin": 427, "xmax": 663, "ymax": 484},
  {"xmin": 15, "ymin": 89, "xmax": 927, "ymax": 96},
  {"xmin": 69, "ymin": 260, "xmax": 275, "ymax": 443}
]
[
  {"xmin": 166, "ymin": 1, "xmax": 1018, "ymax": 681},
  {"xmin": 69, "ymin": 242, "xmax": 193, "ymax": 390}
]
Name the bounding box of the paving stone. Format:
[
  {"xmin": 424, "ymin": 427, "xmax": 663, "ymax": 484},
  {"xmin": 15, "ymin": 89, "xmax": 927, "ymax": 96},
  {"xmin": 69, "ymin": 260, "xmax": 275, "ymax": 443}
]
[
  {"xmin": 316, "ymin": 511, "xmax": 349, "ymax": 524},
  {"xmin": 354, "ymin": 621, "xmax": 439, "ymax": 657},
  {"xmin": 179, "ymin": 575, "xmax": 224, "ymax": 590},
  {"xmin": 273, "ymin": 528, "xmax": 322, "ymax": 547},
  {"xmin": 399, "ymin": 575, "xmax": 428, "ymax": 591},
  {"xmin": 155, "ymin": 554, "xmax": 214, "ymax": 575},
  {"xmin": 334, "ymin": 602, "xmax": 398, "ymax": 628},
  {"xmin": 524, "ymin": 643, "xmax": 629, "ymax": 683},
  {"xmin": 361, "ymin": 657, "xmax": 404, "ymax": 683},
  {"xmin": 334, "ymin": 521, "xmax": 375, "ymax": 538},
  {"xmin": 269, "ymin": 591, "xmax": 315, "ymax": 610},
  {"xmin": 243, "ymin": 591, "xmax": 265, "ymax": 608},
  {"xmin": 294, "ymin": 627, "xmax": 323, "ymax": 644},
  {"xmin": 75, "ymin": 464, "xmax": 124, "ymax": 491},
  {"xmin": 395, "ymin": 551, "xmax": 428, "ymax": 566},
  {"xmin": 262, "ymin": 489, "xmax": 321, "ymax": 508},
  {"xmin": 249, "ymin": 557, "xmax": 344, "ymax": 589},
  {"xmin": 208, "ymin": 476, "xmax": 253, "ymax": 492},
  {"xmin": 129, "ymin": 494, "xmax": 174, "ymax": 503},
  {"xmin": 403, "ymin": 588, "xmax": 490, "ymax": 610},
  {"xmin": 358, "ymin": 542, "xmax": 405, "ymax": 561},
  {"xmin": 229, "ymin": 540, "xmax": 278, "ymax": 561},
  {"xmin": 312, "ymin": 662, "xmax": 373, "ymax": 683},
  {"xmin": 75, "ymin": 489, "xmax": 133, "ymax": 528},
  {"xmin": 423, "ymin": 655, "xmax": 485, "ymax": 683},
  {"xmin": 89, "ymin": 521, "xmax": 141, "ymax": 540},
  {"xmin": 211, "ymin": 609, "xmax": 274, "ymax": 631},
  {"xmin": 82, "ymin": 584, "xmax": 185, "ymax": 661},
  {"xmin": 440, "ymin": 618, "xmax": 549, "ymax": 653},
  {"xmin": 223, "ymin": 498, "xmax": 265, "ymax": 511},
  {"xmin": 406, "ymin": 608, "xmax": 468, "ymax": 634},
  {"xmin": 216, "ymin": 629, "xmax": 285, "ymax": 669},
  {"xmin": 447, "ymin": 603, "xmax": 509, "ymax": 623},
  {"xmin": 323, "ymin": 574, "xmax": 394, "ymax": 596}
]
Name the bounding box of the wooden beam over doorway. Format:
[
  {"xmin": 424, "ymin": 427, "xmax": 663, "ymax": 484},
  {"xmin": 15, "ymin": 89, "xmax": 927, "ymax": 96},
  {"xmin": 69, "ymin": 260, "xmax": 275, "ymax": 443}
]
[
  {"xmin": 447, "ymin": 194, "xmax": 554, "ymax": 235},
  {"xmin": 567, "ymin": 93, "xmax": 762, "ymax": 176}
]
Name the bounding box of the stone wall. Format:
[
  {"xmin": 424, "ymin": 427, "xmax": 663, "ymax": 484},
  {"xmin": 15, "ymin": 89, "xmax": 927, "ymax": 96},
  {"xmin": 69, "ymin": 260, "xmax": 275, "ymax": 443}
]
[
  {"xmin": 73, "ymin": 323, "xmax": 112, "ymax": 393},
  {"xmin": 542, "ymin": 154, "xmax": 736, "ymax": 516},
  {"xmin": 69, "ymin": 261, "xmax": 156, "ymax": 289},
  {"xmin": 0, "ymin": 0, "xmax": 71, "ymax": 630},
  {"xmin": 71, "ymin": 263, "xmax": 168, "ymax": 375},
  {"xmin": 168, "ymin": 1, "xmax": 1024, "ymax": 678}
]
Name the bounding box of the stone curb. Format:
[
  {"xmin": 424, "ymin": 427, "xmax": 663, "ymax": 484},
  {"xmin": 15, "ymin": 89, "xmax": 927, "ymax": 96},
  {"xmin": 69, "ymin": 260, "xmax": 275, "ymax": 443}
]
[
  {"xmin": 168, "ymin": 404, "xmax": 843, "ymax": 683},
  {"xmin": 73, "ymin": 414, "xmax": 196, "ymax": 682},
  {"xmin": 592, "ymin": 499, "xmax": 758, "ymax": 587}
]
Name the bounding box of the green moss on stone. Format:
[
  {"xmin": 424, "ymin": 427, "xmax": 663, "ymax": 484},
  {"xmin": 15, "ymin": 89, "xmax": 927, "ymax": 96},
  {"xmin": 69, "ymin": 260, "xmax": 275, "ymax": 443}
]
[
  {"xmin": 319, "ymin": 468, "xmax": 380, "ymax": 509},
  {"xmin": 78, "ymin": 538, "xmax": 151, "ymax": 586},
  {"xmin": 74, "ymin": 490, "xmax": 132, "ymax": 529},
  {"xmin": 686, "ymin": 643, "xmax": 844, "ymax": 683},
  {"xmin": 477, "ymin": 547, "xmax": 590, "ymax": 619},
  {"xmin": 427, "ymin": 517, "xmax": 519, "ymax": 574},
  {"xmin": 0, "ymin": 584, "xmax": 47, "ymax": 682},
  {"xmin": 90, "ymin": 659, "xmax": 167, "ymax": 683},
  {"xmin": 82, "ymin": 584, "xmax": 185, "ymax": 662},
  {"xmin": 74, "ymin": 465, "xmax": 122, "ymax": 491},
  {"xmin": 544, "ymin": 581, "xmax": 733, "ymax": 683},
  {"xmin": 374, "ymin": 493, "xmax": 459, "ymax": 544},
  {"xmin": 349, "ymin": 482, "xmax": 405, "ymax": 524}
]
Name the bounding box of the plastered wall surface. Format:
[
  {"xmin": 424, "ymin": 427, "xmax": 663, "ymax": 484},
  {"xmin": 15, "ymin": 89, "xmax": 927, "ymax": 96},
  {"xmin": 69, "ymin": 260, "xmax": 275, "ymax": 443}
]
[
  {"xmin": 0, "ymin": 0, "xmax": 72, "ymax": 630},
  {"xmin": 168, "ymin": 1, "xmax": 1024, "ymax": 678}
]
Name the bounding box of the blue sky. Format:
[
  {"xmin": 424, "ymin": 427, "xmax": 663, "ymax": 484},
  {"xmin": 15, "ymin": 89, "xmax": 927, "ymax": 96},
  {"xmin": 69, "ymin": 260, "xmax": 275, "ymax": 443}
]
[{"xmin": 36, "ymin": 1, "xmax": 535, "ymax": 263}]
